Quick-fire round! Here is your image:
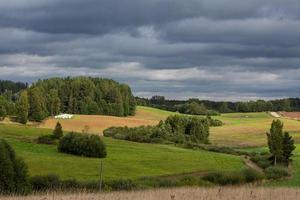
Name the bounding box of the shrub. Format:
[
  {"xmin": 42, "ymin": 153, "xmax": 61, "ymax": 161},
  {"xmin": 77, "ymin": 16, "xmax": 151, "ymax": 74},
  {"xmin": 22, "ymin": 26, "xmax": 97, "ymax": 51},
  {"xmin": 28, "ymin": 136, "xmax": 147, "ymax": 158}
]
[
  {"xmin": 106, "ymin": 179, "xmax": 137, "ymax": 191},
  {"xmin": 250, "ymin": 154, "xmax": 272, "ymax": 169},
  {"xmin": 30, "ymin": 174, "xmax": 61, "ymax": 191},
  {"xmin": 0, "ymin": 139, "xmax": 30, "ymax": 195},
  {"xmin": 243, "ymin": 168, "xmax": 264, "ymax": 183},
  {"xmin": 203, "ymin": 169, "xmax": 263, "ymax": 185},
  {"xmin": 58, "ymin": 132, "xmax": 107, "ymax": 158},
  {"xmin": 36, "ymin": 135, "xmax": 57, "ymax": 145},
  {"xmin": 264, "ymin": 166, "xmax": 289, "ymax": 179}
]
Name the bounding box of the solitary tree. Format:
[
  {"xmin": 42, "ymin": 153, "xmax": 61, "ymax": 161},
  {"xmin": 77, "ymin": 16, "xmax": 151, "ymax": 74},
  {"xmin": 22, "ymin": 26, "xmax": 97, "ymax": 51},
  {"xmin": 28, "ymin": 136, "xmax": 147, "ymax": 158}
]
[
  {"xmin": 282, "ymin": 132, "xmax": 296, "ymax": 165},
  {"xmin": 53, "ymin": 122, "xmax": 63, "ymax": 139},
  {"xmin": 16, "ymin": 91, "xmax": 29, "ymax": 124},
  {"xmin": 267, "ymin": 120, "xmax": 284, "ymax": 165}
]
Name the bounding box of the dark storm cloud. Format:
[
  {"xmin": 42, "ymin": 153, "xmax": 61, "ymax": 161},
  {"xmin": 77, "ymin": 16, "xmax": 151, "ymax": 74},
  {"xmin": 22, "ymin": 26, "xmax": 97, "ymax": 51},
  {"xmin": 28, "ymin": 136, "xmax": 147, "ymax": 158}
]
[{"xmin": 0, "ymin": 0, "xmax": 300, "ymax": 100}]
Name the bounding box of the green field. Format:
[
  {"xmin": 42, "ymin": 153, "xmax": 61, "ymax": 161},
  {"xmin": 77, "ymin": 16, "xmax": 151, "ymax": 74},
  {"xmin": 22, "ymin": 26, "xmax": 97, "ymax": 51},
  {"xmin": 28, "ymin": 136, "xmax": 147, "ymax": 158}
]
[
  {"xmin": 0, "ymin": 124, "xmax": 243, "ymax": 181},
  {"xmin": 135, "ymin": 107, "xmax": 300, "ymax": 147},
  {"xmin": 1, "ymin": 107, "xmax": 300, "ymax": 185}
]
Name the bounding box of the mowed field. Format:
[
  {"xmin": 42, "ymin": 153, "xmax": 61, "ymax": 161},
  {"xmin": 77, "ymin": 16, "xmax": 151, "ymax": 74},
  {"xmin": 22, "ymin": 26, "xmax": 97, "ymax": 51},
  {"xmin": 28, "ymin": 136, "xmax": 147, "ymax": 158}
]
[
  {"xmin": 0, "ymin": 124, "xmax": 243, "ymax": 181},
  {"xmin": 39, "ymin": 106, "xmax": 173, "ymax": 134},
  {"xmin": 3, "ymin": 187, "xmax": 300, "ymax": 200},
  {"xmin": 40, "ymin": 107, "xmax": 300, "ymax": 148},
  {"xmin": 211, "ymin": 112, "xmax": 300, "ymax": 147}
]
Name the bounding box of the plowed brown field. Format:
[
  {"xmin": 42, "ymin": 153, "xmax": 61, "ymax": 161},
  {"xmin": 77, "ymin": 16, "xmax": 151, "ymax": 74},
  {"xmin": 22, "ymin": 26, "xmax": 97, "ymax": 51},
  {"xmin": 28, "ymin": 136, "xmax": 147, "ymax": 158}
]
[{"xmin": 280, "ymin": 112, "xmax": 300, "ymax": 119}]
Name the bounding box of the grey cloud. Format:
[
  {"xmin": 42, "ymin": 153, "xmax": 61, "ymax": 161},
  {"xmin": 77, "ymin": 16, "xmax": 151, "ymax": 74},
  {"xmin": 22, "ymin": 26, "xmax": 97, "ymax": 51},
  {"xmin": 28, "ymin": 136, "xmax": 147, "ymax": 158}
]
[{"xmin": 0, "ymin": 0, "xmax": 300, "ymax": 100}]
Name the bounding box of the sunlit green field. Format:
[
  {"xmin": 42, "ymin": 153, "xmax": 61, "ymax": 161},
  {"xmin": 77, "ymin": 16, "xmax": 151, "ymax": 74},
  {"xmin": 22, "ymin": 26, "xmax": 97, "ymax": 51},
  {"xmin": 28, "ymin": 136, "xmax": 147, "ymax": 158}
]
[
  {"xmin": 211, "ymin": 112, "xmax": 300, "ymax": 147},
  {"xmin": 0, "ymin": 124, "xmax": 243, "ymax": 181}
]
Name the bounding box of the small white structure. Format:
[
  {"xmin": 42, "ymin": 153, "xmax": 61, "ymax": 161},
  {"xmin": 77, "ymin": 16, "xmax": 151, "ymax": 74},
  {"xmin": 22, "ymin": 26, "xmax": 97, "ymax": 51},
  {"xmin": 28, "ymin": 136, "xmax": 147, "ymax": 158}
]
[
  {"xmin": 269, "ymin": 112, "xmax": 280, "ymax": 118},
  {"xmin": 54, "ymin": 114, "xmax": 74, "ymax": 119}
]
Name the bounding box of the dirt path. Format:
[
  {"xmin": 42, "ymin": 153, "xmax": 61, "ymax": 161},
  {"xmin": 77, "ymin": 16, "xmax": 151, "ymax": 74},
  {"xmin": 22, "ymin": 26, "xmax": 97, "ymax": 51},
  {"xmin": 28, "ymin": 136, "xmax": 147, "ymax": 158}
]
[{"xmin": 242, "ymin": 156, "xmax": 264, "ymax": 173}]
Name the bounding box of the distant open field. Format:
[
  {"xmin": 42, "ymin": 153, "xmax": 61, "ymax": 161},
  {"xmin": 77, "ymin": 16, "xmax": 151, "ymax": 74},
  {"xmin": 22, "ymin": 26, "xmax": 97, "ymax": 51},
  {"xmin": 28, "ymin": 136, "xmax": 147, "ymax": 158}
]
[
  {"xmin": 39, "ymin": 106, "xmax": 173, "ymax": 134},
  {"xmin": 280, "ymin": 111, "xmax": 300, "ymax": 119},
  {"xmin": 211, "ymin": 112, "xmax": 300, "ymax": 147},
  {"xmin": 40, "ymin": 107, "xmax": 300, "ymax": 148},
  {"xmin": 2, "ymin": 187, "xmax": 300, "ymax": 200},
  {"xmin": 0, "ymin": 124, "xmax": 243, "ymax": 181}
]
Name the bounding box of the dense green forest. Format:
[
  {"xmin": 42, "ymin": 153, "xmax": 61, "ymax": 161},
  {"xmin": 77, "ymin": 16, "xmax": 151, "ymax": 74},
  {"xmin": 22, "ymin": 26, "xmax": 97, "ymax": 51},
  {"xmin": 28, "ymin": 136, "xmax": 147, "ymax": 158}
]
[
  {"xmin": 0, "ymin": 77, "xmax": 136, "ymax": 122},
  {"xmin": 136, "ymin": 96, "xmax": 300, "ymax": 115},
  {"xmin": 0, "ymin": 80, "xmax": 27, "ymax": 95}
]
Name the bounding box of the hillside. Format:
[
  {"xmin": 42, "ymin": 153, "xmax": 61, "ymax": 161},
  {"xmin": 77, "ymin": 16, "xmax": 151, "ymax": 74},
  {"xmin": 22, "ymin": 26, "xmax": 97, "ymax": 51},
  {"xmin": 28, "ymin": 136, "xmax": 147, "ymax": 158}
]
[
  {"xmin": 40, "ymin": 107, "xmax": 300, "ymax": 147},
  {"xmin": 39, "ymin": 106, "xmax": 175, "ymax": 134},
  {"xmin": 0, "ymin": 124, "xmax": 243, "ymax": 181}
]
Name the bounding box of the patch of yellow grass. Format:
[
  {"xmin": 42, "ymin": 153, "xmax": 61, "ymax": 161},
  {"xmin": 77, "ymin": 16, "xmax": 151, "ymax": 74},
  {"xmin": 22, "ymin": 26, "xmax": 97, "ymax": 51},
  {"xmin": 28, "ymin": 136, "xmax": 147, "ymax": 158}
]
[
  {"xmin": 2, "ymin": 187, "xmax": 300, "ymax": 200},
  {"xmin": 210, "ymin": 118, "xmax": 300, "ymax": 147}
]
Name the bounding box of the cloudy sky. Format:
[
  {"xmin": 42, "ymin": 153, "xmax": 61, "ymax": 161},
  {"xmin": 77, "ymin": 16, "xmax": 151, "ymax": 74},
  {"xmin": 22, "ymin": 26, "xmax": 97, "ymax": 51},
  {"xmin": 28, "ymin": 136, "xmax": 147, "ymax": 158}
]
[{"xmin": 1, "ymin": 0, "xmax": 300, "ymax": 101}]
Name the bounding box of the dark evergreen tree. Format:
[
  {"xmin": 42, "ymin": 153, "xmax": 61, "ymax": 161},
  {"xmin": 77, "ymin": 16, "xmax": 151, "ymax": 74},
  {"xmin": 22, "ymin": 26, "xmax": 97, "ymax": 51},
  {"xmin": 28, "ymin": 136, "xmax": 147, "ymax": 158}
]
[
  {"xmin": 16, "ymin": 91, "xmax": 29, "ymax": 124},
  {"xmin": 267, "ymin": 120, "xmax": 284, "ymax": 165},
  {"xmin": 48, "ymin": 89, "xmax": 60, "ymax": 116},
  {"xmin": 0, "ymin": 95, "xmax": 9, "ymax": 120},
  {"xmin": 28, "ymin": 87, "xmax": 48, "ymax": 122},
  {"xmin": 0, "ymin": 139, "xmax": 30, "ymax": 195},
  {"xmin": 282, "ymin": 132, "xmax": 296, "ymax": 165},
  {"xmin": 53, "ymin": 122, "xmax": 63, "ymax": 139}
]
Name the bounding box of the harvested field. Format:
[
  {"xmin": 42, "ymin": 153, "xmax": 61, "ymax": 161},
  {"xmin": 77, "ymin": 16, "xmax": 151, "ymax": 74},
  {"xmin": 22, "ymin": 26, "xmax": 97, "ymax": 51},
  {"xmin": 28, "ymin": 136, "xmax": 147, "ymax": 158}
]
[
  {"xmin": 2, "ymin": 187, "xmax": 300, "ymax": 200},
  {"xmin": 280, "ymin": 112, "xmax": 300, "ymax": 119},
  {"xmin": 39, "ymin": 114, "xmax": 158, "ymax": 135},
  {"xmin": 38, "ymin": 106, "xmax": 172, "ymax": 134}
]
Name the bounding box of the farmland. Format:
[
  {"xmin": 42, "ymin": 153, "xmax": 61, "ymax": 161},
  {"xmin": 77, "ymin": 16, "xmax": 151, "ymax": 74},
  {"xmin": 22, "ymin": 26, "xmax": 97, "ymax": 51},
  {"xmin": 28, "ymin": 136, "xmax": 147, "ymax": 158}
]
[
  {"xmin": 0, "ymin": 123, "xmax": 243, "ymax": 181},
  {"xmin": 38, "ymin": 106, "xmax": 173, "ymax": 134},
  {"xmin": 39, "ymin": 107, "xmax": 300, "ymax": 148},
  {"xmin": 1, "ymin": 106, "xmax": 300, "ymax": 188}
]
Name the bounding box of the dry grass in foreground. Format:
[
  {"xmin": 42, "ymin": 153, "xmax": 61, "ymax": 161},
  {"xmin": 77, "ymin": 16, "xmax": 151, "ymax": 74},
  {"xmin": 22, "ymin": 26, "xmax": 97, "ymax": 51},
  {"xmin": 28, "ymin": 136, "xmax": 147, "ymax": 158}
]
[{"xmin": 2, "ymin": 187, "xmax": 300, "ymax": 200}]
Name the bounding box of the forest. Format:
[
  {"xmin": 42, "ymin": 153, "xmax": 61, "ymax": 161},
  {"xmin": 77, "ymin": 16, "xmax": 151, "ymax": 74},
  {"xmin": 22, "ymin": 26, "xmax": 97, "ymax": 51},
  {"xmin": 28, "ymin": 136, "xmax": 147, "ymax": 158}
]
[
  {"xmin": 0, "ymin": 77, "xmax": 136, "ymax": 123},
  {"xmin": 136, "ymin": 96, "xmax": 300, "ymax": 115}
]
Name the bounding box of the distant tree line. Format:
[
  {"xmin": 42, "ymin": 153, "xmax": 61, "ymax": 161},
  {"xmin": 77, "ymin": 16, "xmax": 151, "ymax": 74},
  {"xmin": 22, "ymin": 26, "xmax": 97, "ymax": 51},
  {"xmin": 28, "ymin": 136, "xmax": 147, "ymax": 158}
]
[
  {"xmin": 104, "ymin": 115, "xmax": 214, "ymax": 144},
  {"xmin": 0, "ymin": 80, "xmax": 27, "ymax": 95},
  {"xmin": 136, "ymin": 96, "xmax": 300, "ymax": 114},
  {"xmin": 0, "ymin": 77, "xmax": 136, "ymax": 123}
]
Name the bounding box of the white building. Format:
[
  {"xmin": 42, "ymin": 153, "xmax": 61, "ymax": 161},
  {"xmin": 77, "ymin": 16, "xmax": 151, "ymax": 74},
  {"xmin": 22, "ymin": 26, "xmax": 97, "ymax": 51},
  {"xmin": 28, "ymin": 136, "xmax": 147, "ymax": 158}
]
[{"xmin": 54, "ymin": 114, "xmax": 74, "ymax": 119}]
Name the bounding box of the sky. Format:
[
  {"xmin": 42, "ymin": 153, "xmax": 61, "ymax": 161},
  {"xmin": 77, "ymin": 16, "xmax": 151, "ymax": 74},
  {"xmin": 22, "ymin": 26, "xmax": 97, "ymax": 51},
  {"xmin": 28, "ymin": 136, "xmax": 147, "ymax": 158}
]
[{"xmin": 0, "ymin": 0, "xmax": 300, "ymax": 101}]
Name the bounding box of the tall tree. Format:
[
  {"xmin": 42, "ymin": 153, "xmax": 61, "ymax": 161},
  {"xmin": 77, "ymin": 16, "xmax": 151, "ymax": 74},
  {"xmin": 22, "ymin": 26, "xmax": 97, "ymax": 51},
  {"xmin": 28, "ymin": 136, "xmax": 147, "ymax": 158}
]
[
  {"xmin": 282, "ymin": 132, "xmax": 296, "ymax": 165},
  {"xmin": 16, "ymin": 91, "xmax": 29, "ymax": 124},
  {"xmin": 28, "ymin": 88, "xmax": 47, "ymax": 122},
  {"xmin": 267, "ymin": 120, "xmax": 284, "ymax": 165},
  {"xmin": 0, "ymin": 96, "xmax": 7, "ymax": 120},
  {"xmin": 48, "ymin": 89, "xmax": 61, "ymax": 116},
  {"xmin": 283, "ymin": 99, "xmax": 291, "ymax": 111}
]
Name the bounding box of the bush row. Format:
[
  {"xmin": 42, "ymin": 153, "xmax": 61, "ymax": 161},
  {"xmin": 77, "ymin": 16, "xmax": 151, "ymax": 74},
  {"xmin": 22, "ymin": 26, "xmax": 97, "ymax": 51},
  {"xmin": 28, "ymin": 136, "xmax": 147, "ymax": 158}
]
[
  {"xmin": 203, "ymin": 169, "xmax": 264, "ymax": 185},
  {"xmin": 104, "ymin": 115, "xmax": 211, "ymax": 145}
]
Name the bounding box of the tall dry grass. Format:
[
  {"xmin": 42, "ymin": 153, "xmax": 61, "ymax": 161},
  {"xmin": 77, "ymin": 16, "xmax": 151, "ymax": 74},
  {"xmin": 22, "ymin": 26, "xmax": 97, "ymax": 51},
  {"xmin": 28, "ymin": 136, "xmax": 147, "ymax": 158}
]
[{"xmin": 1, "ymin": 187, "xmax": 300, "ymax": 200}]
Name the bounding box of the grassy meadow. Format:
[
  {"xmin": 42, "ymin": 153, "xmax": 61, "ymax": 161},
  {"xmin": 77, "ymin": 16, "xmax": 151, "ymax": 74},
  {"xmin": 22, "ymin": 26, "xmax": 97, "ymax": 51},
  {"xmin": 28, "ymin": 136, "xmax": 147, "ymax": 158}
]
[
  {"xmin": 39, "ymin": 106, "xmax": 300, "ymax": 148},
  {"xmin": 1, "ymin": 106, "xmax": 300, "ymax": 186},
  {"xmin": 0, "ymin": 124, "xmax": 243, "ymax": 181},
  {"xmin": 211, "ymin": 112, "xmax": 300, "ymax": 147}
]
